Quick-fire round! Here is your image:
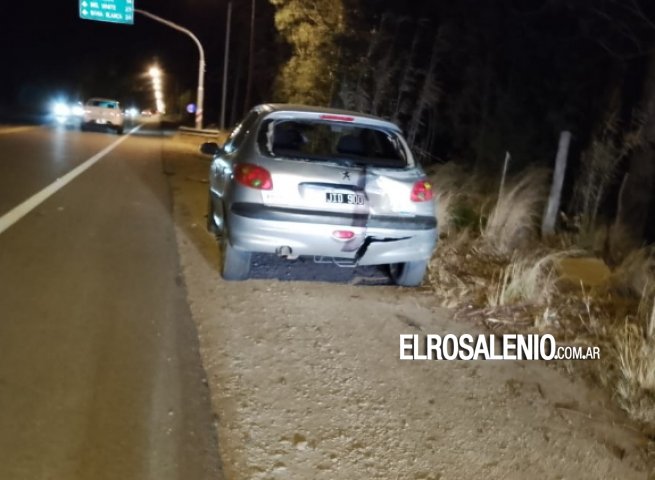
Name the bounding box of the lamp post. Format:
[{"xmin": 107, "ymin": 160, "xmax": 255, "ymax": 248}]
[{"xmin": 135, "ymin": 9, "xmax": 205, "ymax": 129}]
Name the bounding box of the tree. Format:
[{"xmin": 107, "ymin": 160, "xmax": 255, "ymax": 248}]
[
  {"xmin": 268, "ymin": 0, "xmax": 346, "ymax": 105},
  {"xmin": 406, "ymin": 28, "xmax": 444, "ymax": 153}
]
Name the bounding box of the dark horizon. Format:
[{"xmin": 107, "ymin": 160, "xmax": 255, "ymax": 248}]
[{"xmin": 0, "ymin": 0, "xmax": 274, "ymax": 126}]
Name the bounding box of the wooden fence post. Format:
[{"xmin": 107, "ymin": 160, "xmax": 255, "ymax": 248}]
[{"xmin": 542, "ymin": 130, "xmax": 572, "ymax": 237}]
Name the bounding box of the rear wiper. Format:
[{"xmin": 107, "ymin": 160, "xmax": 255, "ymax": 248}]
[
  {"xmin": 303, "ymin": 157, "xmax": 358, "ymax": 168},
  {"xmin": 333, "ymin": 158, "xmax": 358, "ymax": 168}
]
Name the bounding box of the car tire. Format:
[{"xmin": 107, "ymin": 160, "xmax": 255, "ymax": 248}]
[
  {"xmin": 206, "ymin": 192, "xmax": 220, "ymax": 236},
  {"xmin": 116, "ymin": 126, "xmax": 124, "ymax": 135},
  {"xmin": 389, "ymin": 260, "xmax": 429, "ymax": 287},
  {"xmin": 221, "ymin": 235, "xmax": 251, "ymax": 281},
  {"xmin": 80, "ymin": 123, "xmax": 88, "ymax": 132}
]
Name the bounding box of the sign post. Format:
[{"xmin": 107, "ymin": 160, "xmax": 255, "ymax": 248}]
[
  {"xmin": 79, "ymin": 0, "xmax": 134, "ymax": 25},
  {"xmin": 133, "ymin": 9, "xmax": 206, "ymax": 130}
]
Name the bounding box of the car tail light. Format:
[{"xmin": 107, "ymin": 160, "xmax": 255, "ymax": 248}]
[
  {"xmin": 410, "ymin": 179, "xmax": 434, "ymax": 202},
  {"xmin": 319, "ymin": 114, "xmax": 355, "ymax": 122},
  {"xmin": 234, "ymin": 164, "xmax": 273, "ymax": 190},
  {"xmin": 332, "ymin": 230, "xmax": 355, "ymax": 240}
]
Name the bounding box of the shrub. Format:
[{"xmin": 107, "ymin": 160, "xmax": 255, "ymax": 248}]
[{"xmin": 482, "ymin": 169, "xmax": 548, "ymax": 255}]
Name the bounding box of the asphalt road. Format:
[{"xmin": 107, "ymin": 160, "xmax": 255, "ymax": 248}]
[{"xmin": 0, "ymin": 123, "xmax": 222, "ymax": 479}]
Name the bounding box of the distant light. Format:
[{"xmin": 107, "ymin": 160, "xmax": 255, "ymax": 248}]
[
  {"xmin": 186, "ymin": 103, "xmax": 196, "ymax": 114},
  {"xmin": 148, "ymin": 65, "xmax": 165, "ymax": 115},
  {"xmin": 53, "ymin": 102, "xmax": 70, "ymax": 117},
  {"xmin": 71, "ymin": 104, "xmax": 84, "ymax": 116}
]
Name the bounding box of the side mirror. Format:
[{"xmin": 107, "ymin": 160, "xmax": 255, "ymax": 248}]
[{"xmin": 200, "ymin": 142, "xmax": 221, "ymax": 156}]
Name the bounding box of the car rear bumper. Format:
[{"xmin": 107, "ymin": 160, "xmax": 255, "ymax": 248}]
[
  {"xmin": 83, "ymin": 117, "xmax": 124, "ymax": 127},
  {"xmin": 227, "ymin": 202, "xmax": 437, "ymax": 265}
]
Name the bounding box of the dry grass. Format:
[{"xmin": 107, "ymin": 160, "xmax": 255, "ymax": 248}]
[
  {"xmin": 614, "ymin": 325, "xmax": 655, "ymax": 425},
  {"xmin": 609, "ymin": 246, "xmax": 655, "ymax": 298},
  {"xmin": 434, "ymin": 191, "xmax": 456, "ymax": 238},
  {"xmin": 486, "ymin": 250, "xmax": 578, "ymax": 307},
  {"xmin": 430, "ymin": 231, "xmax": 655, "ymax": 430},
  {"xmin": 482, "ymin": 169, "xmax": 548, "ymax": 255},
  {"xmin": 426, "ymin": 161, "xmax": 655, "ymax": 430},
  {"xmin": 539, "ymin": 250, "xmax": 655, "ymax": 426},
  {"xmin": 428, "ymin": 163, "xmax": 459, "ymax": 238},
  {"xmin": 428, "ymin": 230, "xmax": 486, "ymax": 307},
  {"xmin": 606, "ymin": 254, "xmax": 655, "ymax": 423},
  {"xmin": 428, "ymin": 162, "xmax": 493, "ymax": 238}
]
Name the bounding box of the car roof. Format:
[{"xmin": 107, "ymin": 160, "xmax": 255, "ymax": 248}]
[
  {"xmin": 257, "ymin": 103, "xmax": 401, "ymax": 132},
  {"xmin": 87, "ymin": 98, "xmax": 120, "ymax": 103}
]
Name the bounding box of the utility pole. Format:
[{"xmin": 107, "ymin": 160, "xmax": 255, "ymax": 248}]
[
  {"xmin": 221, "ymin": 1, "xmax": 233, "ymax": 130},
  {"xmin": 135, "ymin": 9, "xmax": 206, "ymax": 129},
  {"xmin": 244, "ymin": 0, "xmax": 256, "ymax": 115}
]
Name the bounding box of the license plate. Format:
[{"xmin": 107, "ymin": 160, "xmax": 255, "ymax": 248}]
[{"xmin": 325, "ymin": 192, "xmax": 365, "ymax": 205}]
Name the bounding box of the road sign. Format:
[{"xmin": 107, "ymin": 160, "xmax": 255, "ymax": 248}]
[{"xmin": 79, "ymin": 0, "xmax": 134, "ymax": 25}]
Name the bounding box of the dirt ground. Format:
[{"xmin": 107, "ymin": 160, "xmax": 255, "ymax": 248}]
[{"xmin": 165, "ymin": 136, "xmax": 653, "ymax": 480}]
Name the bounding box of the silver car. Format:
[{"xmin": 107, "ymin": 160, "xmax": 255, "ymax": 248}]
[{"xmin": 201, "ymin": 104, "xmax": 437, "ymax": 286}]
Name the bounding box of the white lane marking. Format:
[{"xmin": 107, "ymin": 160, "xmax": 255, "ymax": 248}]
[
  {"xmin": 0, "ymin": 125, "xmax": 142, "ymax": 236},
  {"xmin": 0, "ymin": 126, "xmax": 37, "ymax": 135}
]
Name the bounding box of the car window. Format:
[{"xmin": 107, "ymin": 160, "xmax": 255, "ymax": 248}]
[
  {"xmin": 223, "ymin": 110, "xmax": 259, "ymax": 154},
  {"xmin": 257, "ymin": 118, "xmax": 408, "ymax": 168},
  {"xmin": 87, "ymin": 100, "xmax": 118, "ymax": 108}
]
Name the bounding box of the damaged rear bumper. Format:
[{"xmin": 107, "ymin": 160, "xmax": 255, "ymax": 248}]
[{"xmin": 227, "ymin": 202, "xmax": 438, "ymax": 265}]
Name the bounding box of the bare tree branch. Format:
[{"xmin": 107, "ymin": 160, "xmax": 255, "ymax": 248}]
[{"xmin": 589, "ymin": 6, "xmax": 644, "ymax": 52}]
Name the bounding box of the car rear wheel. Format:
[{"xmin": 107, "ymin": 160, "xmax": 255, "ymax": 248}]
[
  {"xmin": 221, "ymin": 235, "xmax": 251, "ymax": 281},
  {"xmin": 389, "ymin": 260, "xmax": 429, "ymax": 287},
  {"xmin": 115, "ymin": 126, "xmax": 124, "ymax": 135}
]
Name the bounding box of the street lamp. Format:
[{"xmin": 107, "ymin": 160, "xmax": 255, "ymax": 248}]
[
  {"xmin": 136, "ymin": 9, "xmax": 205, "ymax": 129},
  {"xmin": 148, "ymin": 65, "xmax": 166, "ymax": 114}
]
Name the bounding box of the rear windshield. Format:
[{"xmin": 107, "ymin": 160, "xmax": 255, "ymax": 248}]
[
  {"xmin": 87, "ymin": 99, "xmax": 119, "ymax": 109},
  {"xmin": 257, "ymin": 118, "xmax": 408, "ymax": 168}
]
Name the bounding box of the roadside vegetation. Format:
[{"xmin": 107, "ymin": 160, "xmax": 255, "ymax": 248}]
[
  {"xmin": 260, "ymin": 0, "xmax": 655, "ymax": 440},
  {"xmin": 426, "ymin": 159, "xmax": 655, "ymax": 433}
]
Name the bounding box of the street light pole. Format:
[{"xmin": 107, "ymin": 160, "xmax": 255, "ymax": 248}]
[{"xmin": 134, "ymin": 9, "xmax": 206, "ymax": 129}]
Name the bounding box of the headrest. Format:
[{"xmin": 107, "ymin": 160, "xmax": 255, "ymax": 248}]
[
  {"xmin": 273, "ymin": 127, "xmax": 304, "ymax": 150},
  {"xmin": 336, "ymin": 134, "xmax": 365, "ymax": 156}
]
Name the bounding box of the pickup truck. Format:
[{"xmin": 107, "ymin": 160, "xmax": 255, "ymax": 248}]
[{"xmin": 81, "ymin": 98, "xmax": 125, "ymax": 134}]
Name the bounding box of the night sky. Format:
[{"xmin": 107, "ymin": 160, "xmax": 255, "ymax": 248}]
[{"xmin": 0, "ymin": 0, "xmax": 264, "ymax": 124}]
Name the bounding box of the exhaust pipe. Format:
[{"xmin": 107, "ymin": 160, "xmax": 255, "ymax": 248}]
[{"xmin": 276, "ymin": 246, "xmax": 298, "ymax": 259}]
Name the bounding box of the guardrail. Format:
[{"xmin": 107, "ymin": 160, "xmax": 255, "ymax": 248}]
[{"xmin": 178, "ymin": 126, "xmax": 222, "ymax": 136}]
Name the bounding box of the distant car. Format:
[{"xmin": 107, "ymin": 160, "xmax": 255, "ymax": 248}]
[
  {"xmin": 201, "ymin": 103, "xmax": 438, "ymax": 286},
  {"xmin": 124, "ymin": 107, "xmax": 139, "ymax": 119},
  {"xmin": 81, "ymin": 98, "xmax": 124, "ymax": 134},
  {"xmin": 51, "ymin": 100, "xmax": 83, "ymax": 128}
]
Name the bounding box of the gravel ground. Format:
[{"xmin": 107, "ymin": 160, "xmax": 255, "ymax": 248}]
[{"xmin": 165, "ymin": 136, "xmax": 653, "ymax": 480}]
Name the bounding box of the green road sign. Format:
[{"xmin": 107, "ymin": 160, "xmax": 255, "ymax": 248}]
[{"xmin": 79, "ymin": 0, "xmax": 134, "ymax": 25}]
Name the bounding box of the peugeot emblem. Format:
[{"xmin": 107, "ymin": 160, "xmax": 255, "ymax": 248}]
[{"xmin": 342, "ymin": 171, "xmax": 351, "ymax": 180}]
